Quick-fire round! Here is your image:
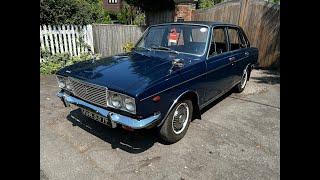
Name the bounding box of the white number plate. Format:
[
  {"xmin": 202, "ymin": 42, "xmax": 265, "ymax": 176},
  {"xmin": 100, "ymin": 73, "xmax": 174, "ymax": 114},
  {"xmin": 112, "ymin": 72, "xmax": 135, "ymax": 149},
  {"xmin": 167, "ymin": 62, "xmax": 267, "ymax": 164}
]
[{"xmin": 81, "ymin": 108, "xmax": 110, "ymax": 126}]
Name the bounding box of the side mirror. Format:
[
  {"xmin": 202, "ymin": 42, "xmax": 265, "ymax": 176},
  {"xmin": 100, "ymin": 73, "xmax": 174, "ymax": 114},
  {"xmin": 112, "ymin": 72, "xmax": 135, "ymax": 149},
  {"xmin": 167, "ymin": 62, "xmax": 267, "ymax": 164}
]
[{"xmin": 172, "ymin": 58, "xmax": 184, "ymax": 68}]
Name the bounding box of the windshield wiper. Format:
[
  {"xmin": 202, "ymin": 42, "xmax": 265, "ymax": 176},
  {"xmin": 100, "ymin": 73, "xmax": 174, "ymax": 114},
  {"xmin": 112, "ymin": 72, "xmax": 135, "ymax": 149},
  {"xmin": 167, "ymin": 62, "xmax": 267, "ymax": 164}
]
[
  {"xmin": 150, "ymin": 45, "xmax": 179, "ymax": 54},
  {"xmin": 134, "ymin": 46, "xmax": 151, "ymax": 52}
]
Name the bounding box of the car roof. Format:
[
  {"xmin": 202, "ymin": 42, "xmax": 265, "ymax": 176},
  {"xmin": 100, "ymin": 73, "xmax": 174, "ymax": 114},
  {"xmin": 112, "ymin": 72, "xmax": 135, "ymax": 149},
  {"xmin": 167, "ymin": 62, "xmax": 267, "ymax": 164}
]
[{"xmin": 153, "ymin": 21, "xmax": 239, "ymax": 28}]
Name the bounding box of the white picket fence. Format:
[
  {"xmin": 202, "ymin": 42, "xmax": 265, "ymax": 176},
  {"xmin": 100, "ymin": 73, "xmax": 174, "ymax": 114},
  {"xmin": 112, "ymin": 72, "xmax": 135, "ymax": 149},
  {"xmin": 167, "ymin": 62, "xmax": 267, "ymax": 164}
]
[{"xmin": 40, "ymin": 25, "xmax": 94, "ymax": 60}]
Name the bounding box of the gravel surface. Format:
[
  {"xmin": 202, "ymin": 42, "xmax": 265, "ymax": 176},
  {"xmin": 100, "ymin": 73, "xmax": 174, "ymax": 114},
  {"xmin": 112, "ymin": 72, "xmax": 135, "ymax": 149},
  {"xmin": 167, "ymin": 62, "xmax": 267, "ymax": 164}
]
[{"xmin": 40, "ymin": 69, "xmax": 280, "ymax": 180}]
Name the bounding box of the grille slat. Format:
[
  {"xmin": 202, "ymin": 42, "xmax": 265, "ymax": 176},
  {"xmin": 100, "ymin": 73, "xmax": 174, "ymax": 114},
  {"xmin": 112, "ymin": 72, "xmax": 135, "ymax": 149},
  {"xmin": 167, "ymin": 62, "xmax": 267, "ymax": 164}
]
[{"xmin": 69, "ymin": 78, "xmax": 107, "ymax": 107}]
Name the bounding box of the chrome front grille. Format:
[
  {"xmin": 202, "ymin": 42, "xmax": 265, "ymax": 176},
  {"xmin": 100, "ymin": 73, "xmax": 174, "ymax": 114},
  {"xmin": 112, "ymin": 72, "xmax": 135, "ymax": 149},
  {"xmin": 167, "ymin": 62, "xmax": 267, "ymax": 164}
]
[{"xmin": 69, "ymin": 78, "xmax": 107, "ymax": 107}]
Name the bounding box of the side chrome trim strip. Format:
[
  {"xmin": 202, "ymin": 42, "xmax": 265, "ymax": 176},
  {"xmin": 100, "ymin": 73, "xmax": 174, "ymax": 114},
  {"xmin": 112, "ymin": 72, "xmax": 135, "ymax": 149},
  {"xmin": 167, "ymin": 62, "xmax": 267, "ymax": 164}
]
[
  {"xmin": 140, "ymin": 62, "xmax": 230, "ymax": 102},
  {"xmin": 199, "ymin": 80, "xmax": 241, "ymax": 109}
]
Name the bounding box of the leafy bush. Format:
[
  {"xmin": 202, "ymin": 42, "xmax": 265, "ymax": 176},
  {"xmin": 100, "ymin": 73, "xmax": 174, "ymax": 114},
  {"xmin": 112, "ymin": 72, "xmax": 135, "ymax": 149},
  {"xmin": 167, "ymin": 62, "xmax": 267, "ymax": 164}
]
[
  {"xmin": 40, "ymin": 49, "xmax": 99, "ymax": 74},
  {"xmin": 117, "ymin": 4, "xmax": 145, "ymax": 25},
  {"xmin": 133, "ymin": 11, "xmax": 145, "ymax": 26},
  {"xmin": 40, "ymin": 0, "xmax": 112, "ymax": 25},
  {"xmin": 199, "ymin": 0, "xmax": 214, "ymax": 9},
  {"xmin": 123, "ymin": 42, "xmax": 135, "ymax": 52}
]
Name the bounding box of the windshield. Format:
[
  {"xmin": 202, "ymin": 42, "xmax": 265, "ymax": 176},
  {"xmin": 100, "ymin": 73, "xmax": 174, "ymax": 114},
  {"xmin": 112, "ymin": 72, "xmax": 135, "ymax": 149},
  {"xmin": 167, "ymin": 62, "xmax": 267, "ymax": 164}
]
[{"xmin": 136, "ymin": 24, "xmax": 209, "ymax": 56}]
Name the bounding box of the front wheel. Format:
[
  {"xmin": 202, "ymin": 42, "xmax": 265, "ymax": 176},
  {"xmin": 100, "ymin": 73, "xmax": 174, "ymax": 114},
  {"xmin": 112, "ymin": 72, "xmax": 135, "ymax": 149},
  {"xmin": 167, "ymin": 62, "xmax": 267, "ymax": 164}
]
[
  {"xmin": 159, "ymin": 100, "xmax": 193, "ymax": 144},
  {"xmin": 235, "ymin": 66, "xmax": 249, "ymax": 93}
]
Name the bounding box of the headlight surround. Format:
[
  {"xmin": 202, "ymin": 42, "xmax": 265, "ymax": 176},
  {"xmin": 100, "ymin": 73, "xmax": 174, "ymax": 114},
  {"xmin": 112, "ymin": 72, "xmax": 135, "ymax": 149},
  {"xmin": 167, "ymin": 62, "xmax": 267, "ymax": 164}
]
[
  {"xmin": 124, "ymin": 98, "xmax": 135, "ymax": 112},
  {"xmin": 65, "ymin": 78, "xmax": 73, "ymax": 91},
  {"xmin": 110, "ymin": 93, "xmax": 122, "ymax": 108},
  {"xmin": 56, "ymin": 75, "xmax": 66, "ymax": 89},
  {"xmin": 56, "ymin": 75, "xmax": 73, "ymax": 91},
  {"xmin": 107, "ymin": 91, "xmax": 136, "ymax": 114}
]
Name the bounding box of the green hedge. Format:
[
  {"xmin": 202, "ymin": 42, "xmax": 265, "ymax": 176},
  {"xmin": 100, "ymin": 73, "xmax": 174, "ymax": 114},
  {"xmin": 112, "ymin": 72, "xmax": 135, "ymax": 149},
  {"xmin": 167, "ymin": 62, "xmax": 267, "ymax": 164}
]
[{"xmin": 40, "ymin": 49, "xmax": 100, "ymax": 74}]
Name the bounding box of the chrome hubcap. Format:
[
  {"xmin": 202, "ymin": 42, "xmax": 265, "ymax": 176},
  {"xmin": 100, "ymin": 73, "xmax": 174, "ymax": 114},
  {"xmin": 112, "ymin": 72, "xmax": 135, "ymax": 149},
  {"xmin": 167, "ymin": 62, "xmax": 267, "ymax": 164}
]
[
  {"xmin": 172, "ymin": 103, "xmax": 189, "ymax": 134},
  {"xmin": 240, "ymin": 68, "xmax": 248, "ymax": 89}
]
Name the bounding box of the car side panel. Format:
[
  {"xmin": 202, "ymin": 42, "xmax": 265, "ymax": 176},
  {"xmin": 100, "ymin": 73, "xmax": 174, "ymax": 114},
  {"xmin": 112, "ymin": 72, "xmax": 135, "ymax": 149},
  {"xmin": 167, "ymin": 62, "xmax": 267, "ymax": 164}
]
[
  {"xmin": 230, "ymin": 49, "xmax": 248, "ymax": 83},
  {"xmin": 136, "ymin": 62, "xmax": 207, "ymax": 120},
  {"xmin": 204, "ymin": 51, "xmax": 235, "ymax": 102}
]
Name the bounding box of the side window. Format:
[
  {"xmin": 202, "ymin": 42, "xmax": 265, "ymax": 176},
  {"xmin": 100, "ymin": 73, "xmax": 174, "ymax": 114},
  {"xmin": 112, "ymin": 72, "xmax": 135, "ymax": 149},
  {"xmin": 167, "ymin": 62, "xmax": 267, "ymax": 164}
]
[
  {"xmin": 209, "ymin": 27, "xmax": 228, "ymax": 56},
  {"xmin": 238, "ymin": 30, "xmax": 249, "ymax": 48},
  {"xmin": 228, "ymin": 28, "xmax": 247, "ymax": 51}
]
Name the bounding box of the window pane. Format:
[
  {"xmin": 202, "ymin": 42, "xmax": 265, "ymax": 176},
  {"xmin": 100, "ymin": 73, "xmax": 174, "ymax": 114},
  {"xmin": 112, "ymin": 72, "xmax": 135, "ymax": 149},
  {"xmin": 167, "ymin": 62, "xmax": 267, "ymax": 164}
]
[
  {"xmin": 191, "ymin": 27, "xmax": 208, "ymax": 42},
  {"xmin": 210, "ymin": 28, "xmax": 228, "ymax": 55},
  {"xmin": 145, "ymin": 28, "xmax": 165, "ymax": 47},
  {"xmin": 136, "ymin": 25, "xmax": 209, "ymax": 55},
  {"xmin": 228, "ymin": 28, "xmax": 241, "ymax": 51}
]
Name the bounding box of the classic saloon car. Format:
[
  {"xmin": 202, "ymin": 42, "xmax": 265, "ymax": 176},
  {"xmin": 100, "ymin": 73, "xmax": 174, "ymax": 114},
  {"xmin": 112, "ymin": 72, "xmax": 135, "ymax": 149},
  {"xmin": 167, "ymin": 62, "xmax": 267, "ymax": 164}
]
[{"xmin": 56, "ymin": 21, "xmax": 258, "ymax": 143}]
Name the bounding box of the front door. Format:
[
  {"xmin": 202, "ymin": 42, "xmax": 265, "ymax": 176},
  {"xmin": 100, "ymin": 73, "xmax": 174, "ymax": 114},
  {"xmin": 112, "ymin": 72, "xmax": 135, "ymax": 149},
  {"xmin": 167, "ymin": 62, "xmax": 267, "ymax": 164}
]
[{"xmin": 204, "ymin": 26, "xmax": 235, "ymax": 102}]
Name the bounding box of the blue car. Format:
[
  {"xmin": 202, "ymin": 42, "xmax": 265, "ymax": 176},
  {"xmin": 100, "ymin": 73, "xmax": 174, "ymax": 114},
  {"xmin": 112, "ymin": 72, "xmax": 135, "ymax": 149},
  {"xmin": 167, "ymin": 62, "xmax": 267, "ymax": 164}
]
[{"xmin": 56, "ymin": 21, "xmax": 258, "ymax": 143}]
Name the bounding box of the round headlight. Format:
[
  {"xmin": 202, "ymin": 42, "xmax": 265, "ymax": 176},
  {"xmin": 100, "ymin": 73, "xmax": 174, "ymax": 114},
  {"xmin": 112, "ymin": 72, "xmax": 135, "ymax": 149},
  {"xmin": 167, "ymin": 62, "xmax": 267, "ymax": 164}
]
[
  {"xmin": 110, "ymin": 94, "xmax": 122, "ymax": 108},
  {"xmin": 66, "ymin": 79, "xmax": 73, "ymax": 90},
  {"xmin": 58, "ymin": 81, "xmax": 66, "ymax": 88},
  {"xmin": 124, "ymin": 98, "xmax": 135, "ymax": 112}
]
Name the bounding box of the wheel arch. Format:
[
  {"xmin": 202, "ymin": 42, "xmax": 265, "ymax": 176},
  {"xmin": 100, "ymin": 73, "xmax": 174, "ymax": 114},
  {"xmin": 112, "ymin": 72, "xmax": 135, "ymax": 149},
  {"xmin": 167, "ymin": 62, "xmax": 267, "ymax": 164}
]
[
  {"xmin": 246, "ymin": 63, "xmax": 253, "ymax": 81},
  {"xmin": 157, "ymin": 90, "xmax": 201, "ymax": 127}
]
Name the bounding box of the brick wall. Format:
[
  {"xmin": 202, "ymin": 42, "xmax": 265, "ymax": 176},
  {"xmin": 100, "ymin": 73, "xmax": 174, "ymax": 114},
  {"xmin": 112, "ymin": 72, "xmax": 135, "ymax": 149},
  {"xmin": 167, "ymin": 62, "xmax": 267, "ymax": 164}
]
[{"xmin": 174, "ymin": 4, "xmax": 195, "ymax": 21}]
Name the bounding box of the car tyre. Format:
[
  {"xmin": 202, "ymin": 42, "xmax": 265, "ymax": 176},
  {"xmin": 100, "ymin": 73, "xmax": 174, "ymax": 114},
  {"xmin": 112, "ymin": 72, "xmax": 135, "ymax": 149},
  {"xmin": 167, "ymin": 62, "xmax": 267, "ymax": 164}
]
[
  {"xmin": 159, "ymin": 100, "xmax": 193, "ymax": 144},
  {"xmin": 235, "ymin": 66, "xmax": 249, "ymax": 93}
]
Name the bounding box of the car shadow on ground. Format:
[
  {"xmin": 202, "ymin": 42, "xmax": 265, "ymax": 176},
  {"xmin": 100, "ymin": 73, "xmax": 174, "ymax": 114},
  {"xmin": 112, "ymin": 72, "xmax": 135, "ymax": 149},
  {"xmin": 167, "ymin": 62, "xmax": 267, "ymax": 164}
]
[
  {"xmin": 251, "ymin": 70, "xmax": 280, "ymax": 85},
  {"xmin": 66, "ymin": 109, "xmax": 161, "ymax": 154},
  {"xmin": 200, "ymin": 89, "xmax": 234, "ymax": 115},
  {"xmin": 65, "ymin": 89, "xmax": 235, "ymax": 154}
]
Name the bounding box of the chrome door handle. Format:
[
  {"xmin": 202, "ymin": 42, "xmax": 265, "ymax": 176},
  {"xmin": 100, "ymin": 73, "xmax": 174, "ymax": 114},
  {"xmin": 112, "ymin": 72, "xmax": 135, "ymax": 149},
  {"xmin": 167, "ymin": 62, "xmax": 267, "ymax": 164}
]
[{"xmin": 245, "ymin": 52, "xmax": 250, "ymax": 56}]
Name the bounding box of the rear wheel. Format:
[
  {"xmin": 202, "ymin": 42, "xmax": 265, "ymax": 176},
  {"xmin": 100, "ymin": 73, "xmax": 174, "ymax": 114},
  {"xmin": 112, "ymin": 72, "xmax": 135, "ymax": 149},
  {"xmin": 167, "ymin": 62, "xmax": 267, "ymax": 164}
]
[
  {"xmin": 235, "ymin": 66, "xmax": 249, "ymax": 93},
  {"xmin": 159, "ymin": 100, "xmax": 193, "ymax": 143}
]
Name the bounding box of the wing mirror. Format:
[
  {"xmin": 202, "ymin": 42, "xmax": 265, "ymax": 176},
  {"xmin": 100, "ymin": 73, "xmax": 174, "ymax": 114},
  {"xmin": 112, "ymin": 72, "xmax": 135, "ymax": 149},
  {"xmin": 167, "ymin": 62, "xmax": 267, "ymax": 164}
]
[{"xmin": 172, "ymin": 58, "xmax": 184, "ymax": 68}]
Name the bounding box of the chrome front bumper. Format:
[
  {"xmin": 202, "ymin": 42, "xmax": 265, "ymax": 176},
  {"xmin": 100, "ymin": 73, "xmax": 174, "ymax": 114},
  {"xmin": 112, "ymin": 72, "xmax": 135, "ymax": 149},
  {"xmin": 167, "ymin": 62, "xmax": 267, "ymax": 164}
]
[{"xmin": 57, "ymin": 91, "xmax": 161, "ymax": 129}]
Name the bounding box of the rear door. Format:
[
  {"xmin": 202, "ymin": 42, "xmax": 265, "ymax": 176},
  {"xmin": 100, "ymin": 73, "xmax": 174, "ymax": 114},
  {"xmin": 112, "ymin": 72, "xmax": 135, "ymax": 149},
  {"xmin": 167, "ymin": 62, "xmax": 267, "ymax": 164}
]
[
  {"xmin": 226, "ymin": 27, "xmax": 251, "ymax": 84},
  {"xmin": 204, "ymin": 26, "xmax": 235, "ymax": 102}
]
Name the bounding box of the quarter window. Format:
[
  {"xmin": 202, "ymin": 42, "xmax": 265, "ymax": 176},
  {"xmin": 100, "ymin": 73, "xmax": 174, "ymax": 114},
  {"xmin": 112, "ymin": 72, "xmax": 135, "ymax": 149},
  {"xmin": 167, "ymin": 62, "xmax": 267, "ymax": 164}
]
[{"xmin": 227, "ymin": 28, "xmax": 247, "ymax": 51}]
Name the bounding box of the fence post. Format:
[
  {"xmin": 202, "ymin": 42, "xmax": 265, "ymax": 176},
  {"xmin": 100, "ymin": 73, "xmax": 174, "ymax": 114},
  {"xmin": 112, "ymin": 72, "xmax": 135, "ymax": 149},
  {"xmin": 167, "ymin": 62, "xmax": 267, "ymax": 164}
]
[
  {"xmin": 238, "ymin": 0, "xmax": 249, "ymax": 27},
  {"xmin": 57, "ymin": 25, "xmax": 64, "ymax": 54},
  {"xmin": 40, "ymin": 26, "xmax": 45, "ymax": 51},
  {"xmin": 86, "ymin": 25, "xmax": 94, "ymax": 54},
  {"xmin": 53, "ymin": 25, "xmax": 60, "ymax": 54},
  {"xmin": 47, "ymin": 25, "xmax": 55, "ymax": 54}
]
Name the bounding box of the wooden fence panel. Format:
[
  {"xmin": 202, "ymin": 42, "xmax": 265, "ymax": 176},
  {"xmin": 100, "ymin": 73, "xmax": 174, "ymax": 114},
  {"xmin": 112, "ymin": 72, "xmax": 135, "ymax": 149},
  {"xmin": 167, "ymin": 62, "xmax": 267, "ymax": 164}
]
[
  {"xmin": 145, "ymin": 10, "xmax": 175, "ymax": 26},
  {"xmin": 192, "ymin": 0, "xmax": 280, "ymax": 68},
  {"xmin": 40, "ymin": 24, "xmax": 94, "ymax": 60},
  {"xmin": 92, "ymin": 24, "xmax": 146, "ymax": 57}
]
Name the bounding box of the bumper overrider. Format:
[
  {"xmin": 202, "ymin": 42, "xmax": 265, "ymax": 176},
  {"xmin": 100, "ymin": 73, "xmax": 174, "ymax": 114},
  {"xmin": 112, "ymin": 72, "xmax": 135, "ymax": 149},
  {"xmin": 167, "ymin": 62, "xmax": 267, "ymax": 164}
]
[{"xmin": 57, "ymin": 91, "xmax": 161, "ymax": 129}]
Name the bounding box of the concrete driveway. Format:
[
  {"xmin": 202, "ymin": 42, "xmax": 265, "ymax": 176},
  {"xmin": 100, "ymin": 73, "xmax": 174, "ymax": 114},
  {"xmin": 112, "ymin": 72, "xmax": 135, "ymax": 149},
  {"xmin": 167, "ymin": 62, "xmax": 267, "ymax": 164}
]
[{"xmin": 40, "ymin": 69, "xmax": 280, "ymax": 180}]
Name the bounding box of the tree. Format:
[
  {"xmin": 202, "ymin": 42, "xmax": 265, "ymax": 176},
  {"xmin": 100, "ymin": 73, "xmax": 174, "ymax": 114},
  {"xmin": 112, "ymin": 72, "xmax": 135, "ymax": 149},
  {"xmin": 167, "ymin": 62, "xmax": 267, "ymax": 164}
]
[
  {"xmin": 124, "ymin": 0, "xmax": 175, "ymax": 11},
  {"xmin": 198, "ymin": 0, "xmax": 224, "ymax": 9},
  {"xmin": 199, "ymin": 0, "xmax": 214, "ymax": 9},
  {"xmin": 40, "ymin": 0, "xmax": 111, "ymax": 25}
]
